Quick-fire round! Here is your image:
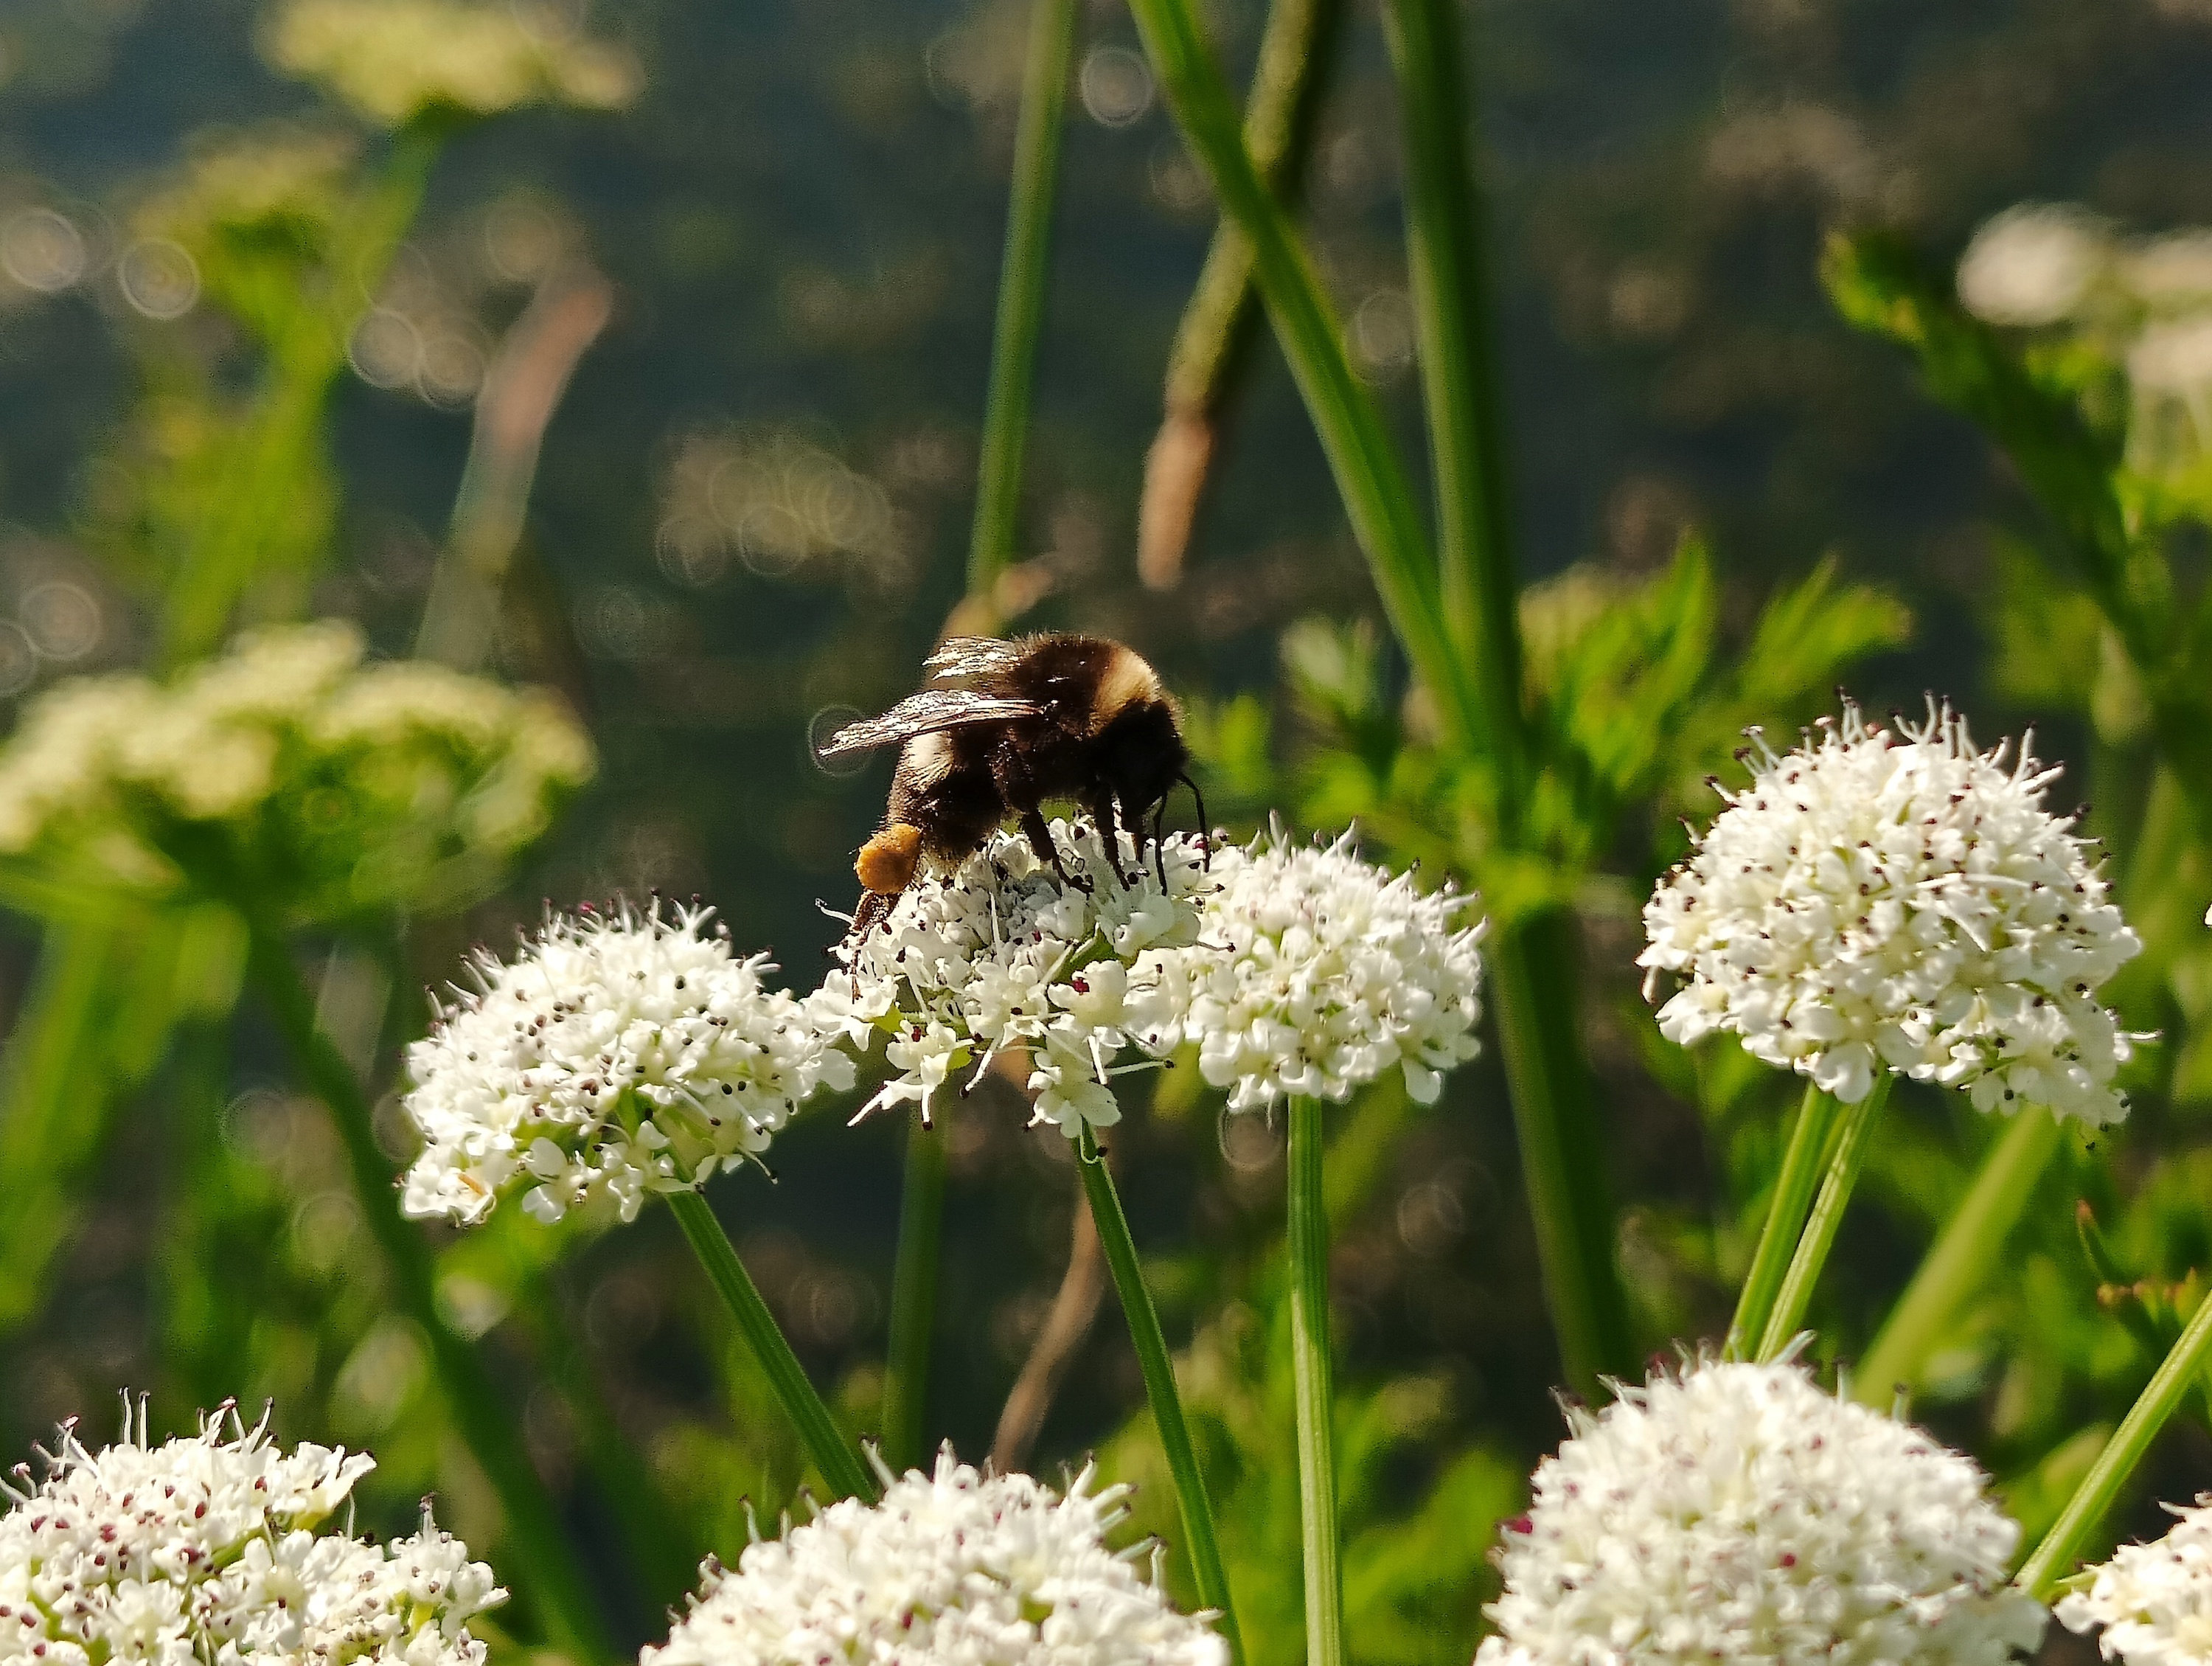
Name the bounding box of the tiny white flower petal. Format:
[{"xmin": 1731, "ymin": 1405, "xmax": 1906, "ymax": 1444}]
[
  {"xmin": 1642, "ymin": 702, "xmax": 2143, "ymax": 1125},
  {"xmin": 1481, "ymin": 1358, "xmax": 2048, "ymax": 1666},
  {"xmin": 645, "ymin": 1448, "xmax": 1225, "ymax": 1666}
]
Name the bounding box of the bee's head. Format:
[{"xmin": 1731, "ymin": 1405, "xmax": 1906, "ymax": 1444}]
[{"xmin": 1098, "ymin": 693, "xmax": 1189, "ymax": 822}]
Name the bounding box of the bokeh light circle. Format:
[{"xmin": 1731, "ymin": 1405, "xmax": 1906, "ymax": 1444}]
[{"xmin": 116, "ymin": 239, "xmax": 200, "ymax": 319}]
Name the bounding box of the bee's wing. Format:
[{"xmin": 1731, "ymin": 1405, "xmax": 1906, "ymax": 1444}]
[
  {"xmin": 817, "ymin": 687, "xmax": 1043, "ymax": 756},
  {"xmin": 924, "ymin": 636, "xmax": 1026, "ymax": 683}
]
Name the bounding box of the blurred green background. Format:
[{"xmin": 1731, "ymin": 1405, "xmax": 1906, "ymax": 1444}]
[{"xmin": 5, "ymin": 1, "xmax": 2212, "ymax": 1660}]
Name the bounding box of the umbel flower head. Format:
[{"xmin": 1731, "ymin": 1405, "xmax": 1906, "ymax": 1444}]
[
  {"xmin": 0, "ymin": 621, "xmax": 594, "ymax": 922},
  {"xmin": 644, "ymin": 1448, "xmax": 1226, "ymax": 1666},
  {"xmin": 0, "ymin": 1398, "xmax": 504, "ymax": 1666},
  {"xmin": 1641, "ymin": 701, "xmax": 2141, "ymax": 1123},
  {"xmin": 1162, "ymin": 822, "xmax": 1484, "ymax": 1112},
  {"xmin": 402, "ymin": 898, "xmax": 856, "ymax": 1225},
  {"xmin": 265, "ymin": 0, "xmax": 641, "ymax": 127},
  {"xmin": 2056, "ymin": 1493, "xmax": 2212, "ymax": 1664},
  {"xmin": 824, "ymin": 819, "xmax": 1213, "ymax": 1136},
  {"xmin": 1478, "ymin": 1358, "xmax": 2047, "ymax": 1666}
]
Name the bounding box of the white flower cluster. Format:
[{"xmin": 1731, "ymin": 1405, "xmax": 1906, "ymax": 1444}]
[
  {"xmin": 1164, "ymin": 824, "xmax": 1485, "ymax": 1111},
  {"xmin": 1641, "ymin": 703, "xmax": 2141, "ymax": 1122},
  {"xmin": 402, "ymin": 900, "xmax": 856, "ymax": 1225},
  {"xmin": 266, "ymin": 0, "xmax": 641, "ymax": 126},
  {"xmin": 827, "ymin": 821, "xmax": 1213, "ymax": 1136},
  {"xmin": 825, "ymin": 821, "xmax": 1483, "ymax": 1136},
  {"xmin": 2056, "ymin": 1494, "xmax": 2212, "ymax": 1665},
  {"xmin": 1478, "ymin": 1359, "xmax": 2047, "ymax": 1666},
  {"xmin": 644, "ymin": 1448, "xmax": 1226, "ymax": 1666},
  {"xmin": 0, "ymin": 1402, "xmax": 503, "ymax": 1666},
  {"xmin": 0, "ymin": 621, "xmax": 594, "ymax": 919}
]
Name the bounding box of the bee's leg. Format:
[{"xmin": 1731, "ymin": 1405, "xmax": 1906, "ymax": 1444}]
[
  {"xmin": 1151, "ymin": 799, "xmax": 1169, "ymax": 888},
  {"xmin": 851, "ymin": 890, "xmax": 892, "ymax": 940},
  {"xmin": 1085, "ymin": 789, "xmax": 1133, "ymax": 885},
  {"xmin": 1178, "ymin": 771, "xmax": 1211, "ymax": 870},
  {"xmin": 1020, "ymin": 807, "xmax": 1089, "ymax": 892}
]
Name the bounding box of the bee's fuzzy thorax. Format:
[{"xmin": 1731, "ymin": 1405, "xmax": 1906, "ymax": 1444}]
[{"xmin": 1092, "ymin": 642, "xmax": 1166, "ymax": 733}]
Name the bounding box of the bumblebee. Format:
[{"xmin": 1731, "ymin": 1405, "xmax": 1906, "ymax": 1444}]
[{"xmin": 819, "ymin": 634, "xmax": 1203, "ymax": 935}]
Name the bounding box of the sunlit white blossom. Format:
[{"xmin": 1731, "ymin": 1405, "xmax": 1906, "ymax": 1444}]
[
  {"xmin": 2057, "ymin": 1493, "xmax": 2212, "ymax": 1665},
  {"xmin": 1162, "ymin": 824, "xmax": 1484, "ymax": 1113},
  {"xmin": 401, "ymin": 899, "xmax": 855, "ymax": 1225},
  {"xmin": 0, "ymin": 1399, "xmax": 503, "ymax": 1666},
  {"xmin": 644, "ymin": 1448, "xmax": 1225, "ymax": 1666},
  {"xmin": 1478, "ymin": 1358, "xmax": 2047, "ymax": 1666},
  {"xmin": 826, "ymin": 819, "xmax": 1212, "ymax": 1136},
  {"xmin": 1641, "ymin": 702, "xmax": 2142, "ymax": 1122},
  {"xmin": 1957, "ymin": 204, "xmax": 2110, "ymax": 327},
  {"xmin": 0, "ymin": 621, "xmax": 593, "ymax": 918}
]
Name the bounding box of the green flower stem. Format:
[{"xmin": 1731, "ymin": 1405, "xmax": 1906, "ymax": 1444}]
[
  {"xmin": 1124, "ymin": 0, "xmax": 1482, "ymax": 752},
  {"xmin": 665, "ymin": 1187, "xmax": 880, "ymax": 1504},
  {"xmin": 881, "ymin": 1117, "xmax": 949, "ymax": 1474},
  {"xmin": 2018, "ymin": 1276, "xmax": 2212, "ymax": 1597},
  {"xmin": 164, "ymin": 125, "xmax": 440, "ymax": 667},
  {"xmin": 1489, "ymin": 907, "xmax": 1638, "ymax": 1393},
  {"xmin": 1727, "ymin": 1083, "xmax": 1845, "ymax": 1361},
  {"xmin": 1756, "ymin": 1075, "xmax": 1893, "ymax": 1361},
  {"xmin": 1377, "ymin": 0, "xmax": 1528, "ymax": 807},
  {"xmin": 966, "ymin": 0, "xmax": 1079, "ymax": 611},
  {"xmin": 1856, "ymin": 1108, "xmax": 2064, "ymax": 1404},
  {"xmin": 1077, "ymin": 1126, "xmax": 1244, "ymax": 1666},
  {"xmin": 0, "ymin": 924, "xmax": 118, "ymax": 1335},
  {"xmin": 1286, "ymin": 1097, "xmax": 1344, "ymax": 1666},
  {"xmin": 236, "ymin": 912, "xmax": 614, "ymax": 1664}
]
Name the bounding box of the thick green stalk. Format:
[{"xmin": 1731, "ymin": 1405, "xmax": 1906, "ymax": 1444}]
[
  {"xmin": 1124, "ymin": 0, "xmax": 1481, "ymax": 751},
  {"xmin": 967, "ymin": 0, "xmax": 1079, "ymax": 609},
  {"xmin": 237, "ymin": 913, "xmax": 614, "ymax": 1662},
  {"xmin": 1286, "ymin": 1097, "xmax": 1344, "ymax": 1666},
  {"xmin": 1377, "ymin": 0, "xmax": 1526, "ymax": 809},
  {"xmin": 1077, "ymin": 1128, "xmax": 1244, "ymax": 1665},
  {"xmin": 1757, "ymin": 1076, "xmax": 1892, "ymax": 1361},
  {"xmin": 1487, "ymin": 908, "xmax": 1637, "ymax": 1392},
  {"xmin": 0, "ymin": 923, "xmax": 114, "ymax": 1330},
  {"xmin": 666, "ymin": 1188, "xmax": 880, "ymax": 1503},
  {"xmin": 881, "ymin": 1117, "xmax": 949, "ymax": 1474},
  {"xmin": 1856, "ymin": 1109, "xmax": 2063, "ymax": 1403},
  {"xmin": 1727, "ymin": 1083, "xmax": 1844, "ymax": 1361},
  {"xmin": 2018, "ymin": 1280, "xmax": 2212, "ymax": 1597}
]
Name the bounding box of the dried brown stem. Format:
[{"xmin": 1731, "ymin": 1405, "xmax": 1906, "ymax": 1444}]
[
  {"xmin": 1137, "ymin": 0, "xmax": 1342, "ymax": 590},
  {"xmin": 990, "ymin": 1172, "xmax": 1108, "ymax": 1472}
]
